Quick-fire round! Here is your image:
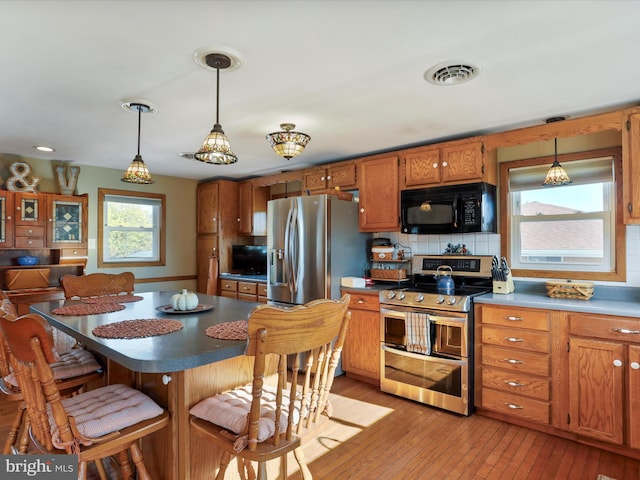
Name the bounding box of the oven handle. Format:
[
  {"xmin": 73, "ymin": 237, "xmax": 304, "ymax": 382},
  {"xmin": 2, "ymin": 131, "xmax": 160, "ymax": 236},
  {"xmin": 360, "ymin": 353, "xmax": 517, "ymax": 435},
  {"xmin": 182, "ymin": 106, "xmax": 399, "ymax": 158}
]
[
  {"xmin": 381, "ymin": 344, "xmax": 465, "ymax": 366},
  {"xmin": 380, "ymin": 307, "xmax": 467, "ymax": 324}
]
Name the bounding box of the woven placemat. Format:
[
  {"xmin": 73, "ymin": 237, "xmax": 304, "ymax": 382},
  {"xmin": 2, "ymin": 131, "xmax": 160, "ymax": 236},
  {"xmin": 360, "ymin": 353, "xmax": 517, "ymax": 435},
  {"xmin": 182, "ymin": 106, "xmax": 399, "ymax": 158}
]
[
  {"xmin": 92, "ymin": 318, "xmax": 183, "ymax": 339},
  {"xmin": 52, "ymin": 303, "xmax": 126, "ymax": 316},
  {"xmin": 205, "ymin": 320, "xmax": 248, "ymax": 340},
  {"xmin": 83, "ymin": 295, "xmax": 144, "ymax": 304}
]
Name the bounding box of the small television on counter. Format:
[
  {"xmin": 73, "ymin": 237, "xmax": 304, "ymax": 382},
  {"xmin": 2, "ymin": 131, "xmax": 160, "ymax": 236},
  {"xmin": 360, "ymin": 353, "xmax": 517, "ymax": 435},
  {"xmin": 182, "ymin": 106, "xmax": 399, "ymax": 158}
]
[{"xmin": 231, "ymin": 245, "xmax": 267, "ymax": 275}]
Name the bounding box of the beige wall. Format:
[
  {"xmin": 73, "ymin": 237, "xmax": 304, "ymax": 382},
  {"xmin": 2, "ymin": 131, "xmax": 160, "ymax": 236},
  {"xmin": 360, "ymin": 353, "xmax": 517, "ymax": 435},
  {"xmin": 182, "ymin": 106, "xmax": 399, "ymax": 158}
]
[{"xmin": 0, "ymin": 153, "xmax": 198, "ymax": 293}]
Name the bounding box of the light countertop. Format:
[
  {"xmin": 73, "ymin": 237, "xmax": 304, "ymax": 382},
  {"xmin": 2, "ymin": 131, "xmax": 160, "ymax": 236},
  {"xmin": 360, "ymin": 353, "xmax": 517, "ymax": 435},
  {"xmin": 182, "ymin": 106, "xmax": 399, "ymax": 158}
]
[{"xmin": 475, "ymin": 281, "xmax": 640, "ymax": 318}]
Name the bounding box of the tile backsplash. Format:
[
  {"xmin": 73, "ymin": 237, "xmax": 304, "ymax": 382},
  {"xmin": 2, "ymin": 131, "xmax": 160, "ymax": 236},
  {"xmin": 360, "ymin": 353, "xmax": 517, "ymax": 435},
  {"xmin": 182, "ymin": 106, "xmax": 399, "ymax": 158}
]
[{"xmin": 380, "ymin": 224, "xmax": 640, "ymax": 287}]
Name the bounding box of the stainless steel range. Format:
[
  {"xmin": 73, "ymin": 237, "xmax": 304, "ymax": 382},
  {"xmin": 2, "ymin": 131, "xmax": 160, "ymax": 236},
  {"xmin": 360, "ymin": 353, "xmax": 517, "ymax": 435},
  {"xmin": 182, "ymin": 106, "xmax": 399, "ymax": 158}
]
[{"xmin": 379, "ymin": 254, "xmax": 494, "ymax": 416}]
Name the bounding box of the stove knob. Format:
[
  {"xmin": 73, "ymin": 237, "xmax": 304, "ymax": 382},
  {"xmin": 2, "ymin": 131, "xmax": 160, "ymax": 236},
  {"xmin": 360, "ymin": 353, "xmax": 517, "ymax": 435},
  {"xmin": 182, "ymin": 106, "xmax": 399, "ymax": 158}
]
[
  {"xmin": 415, "ymin": 293, "xmax": 425, "ymax": 303},
  {"xmin": 397, "ymin": 291, "xmax": 406, "ymax": 300},
  {"xmin": 436, "ymin": 295, "xmax": 445, "ymax": 304},
  {"xmin": 448, "ymin": 296, "xmax": 457, "ymax": 305},
  {"xmin": 386, "ymin": 291, "xmax": 396, "ymax": 300}
]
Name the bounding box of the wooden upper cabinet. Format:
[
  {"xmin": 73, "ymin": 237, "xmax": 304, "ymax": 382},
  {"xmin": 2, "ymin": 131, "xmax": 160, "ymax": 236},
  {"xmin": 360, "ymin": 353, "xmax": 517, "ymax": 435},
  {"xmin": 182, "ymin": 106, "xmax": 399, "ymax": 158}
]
[
  {"xmin": 197, "ymin": 181, "xmax": 219, "ymax": 234},
  {"xmin": 0, "ymin": 191, "xmax": 14, "ymax": 248},
  {"xmin": 327, "ymin": 162, "xmax": 357, "ymax": 190},
  {"xmin": 303, "ymin": 168, "xmax": 328, "ymax": 192},
  {"xmin": 403, "ymin": 147, "xmax": 441, "ymax": 187},
  {"xmin": 238, "ymin": 180, "xmax": 268, "ymax": 236},
  {"xmin": 401, "ymin": 138, "xmax": 492, "ymax": 189},
  {"xmin": 303, "ymin": 162, "xmax": 357, "ymax": 192},
  {"xmin": 357, "ymin": 155, "xmax": 400, "ymax": 232},
  {"xmin": 46, "ymin": 194, "xmax": 87, "ymax": 248},
  {"xmin": 624, "ymin": 112, "xmax": 640, "ymax": 223}
]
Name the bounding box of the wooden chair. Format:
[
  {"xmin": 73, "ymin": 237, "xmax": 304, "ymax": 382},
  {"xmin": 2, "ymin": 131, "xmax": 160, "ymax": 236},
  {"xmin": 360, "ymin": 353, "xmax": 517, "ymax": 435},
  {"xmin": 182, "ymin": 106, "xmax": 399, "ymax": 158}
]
[
  {"xmin": 60, "ymin": 272, "xmax": 135, "ymax": 300},
  {"xmin": 190, "ymin": 294, "xmax": 351, "ymax": 480},
  {"xmin": 0, "ymin": 291, "xmax": 103, "ymax": 455},
  {"xmin": 0, "ymin": 312, "xmax": 169, "ymax": 479}
]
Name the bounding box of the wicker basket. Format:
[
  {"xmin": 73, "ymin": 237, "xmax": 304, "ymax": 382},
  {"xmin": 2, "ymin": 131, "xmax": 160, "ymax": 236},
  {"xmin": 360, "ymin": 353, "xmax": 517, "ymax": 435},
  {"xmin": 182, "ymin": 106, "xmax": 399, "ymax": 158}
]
[
  {"xmin": 545, "ymin": 280, "xmax": 594, "ymax": 301},
  {"xmin": 370, "ymin": 268, "xmax": 407, "ymax": 281}
]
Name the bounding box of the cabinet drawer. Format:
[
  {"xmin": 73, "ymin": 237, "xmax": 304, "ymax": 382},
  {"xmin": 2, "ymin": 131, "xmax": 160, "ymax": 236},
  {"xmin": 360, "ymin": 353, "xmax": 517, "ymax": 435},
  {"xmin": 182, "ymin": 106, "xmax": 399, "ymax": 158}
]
[
  {"xmin": 220, "ymin": 291, "xmax": 237, "ymax": 299},
  {"xmin": 481, "ymin": 305, "xmax": 549, "ymax": 331},
  {"xmin": 15, "ymin": 225, "xmax": 45, "ymax": 238},
  {"xmin": 238, "ymin": 282, "xmax": 257, "ymax": 295},
  {"xmin": 346, "ymin": 292, "xmax": 380, "ymax": 311},
  {"xmin": 481, "ymin": 366, "xmax": 550, "ymax": 401},
  {"xmin": 258, "ymin": 283, "xmax": 267, "ymax": 297},
  {"xmin": 14, "ymin": 236, "xmax": 45, "ymax": 248},
  {"xmin": 569, "ymin": 313, "xmax": 640, "ymax": 343},
  {"xmin": 482, "ymin": 345, "xmax": 550, "ymax": 376},
  {"xmin": 482, "ymin": 388, "xmax": 550, "ymax": 424},
  {"xmin": 482, "ymin": 325, "xmax": 549, "ymax": 353},
  {"xmin": 220, "ymin": 280, "xmax": 238, "ymax": 292},
  {"xmin": 238, "ymin": 293, "xmax": 257, "ymax": 302}
]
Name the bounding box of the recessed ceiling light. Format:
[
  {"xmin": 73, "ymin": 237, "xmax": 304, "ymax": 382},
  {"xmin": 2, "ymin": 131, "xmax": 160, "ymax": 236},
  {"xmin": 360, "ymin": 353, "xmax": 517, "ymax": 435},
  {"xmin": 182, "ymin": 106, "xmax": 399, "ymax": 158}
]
[
  {"xmin": 424, "ymin": 61, "xmax": 480, "ymax": 86},
  {"xmin": 34, "ymin": 145, "xmax": 55, "ymax": 152}
]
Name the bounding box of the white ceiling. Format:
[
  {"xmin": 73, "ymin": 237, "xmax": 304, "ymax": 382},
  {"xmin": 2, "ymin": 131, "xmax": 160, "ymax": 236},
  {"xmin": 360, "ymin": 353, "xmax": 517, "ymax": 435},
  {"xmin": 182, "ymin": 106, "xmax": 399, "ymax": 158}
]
[{"xmin": 1, "ymin": 0, "xmax": 639, "ymax": 182}]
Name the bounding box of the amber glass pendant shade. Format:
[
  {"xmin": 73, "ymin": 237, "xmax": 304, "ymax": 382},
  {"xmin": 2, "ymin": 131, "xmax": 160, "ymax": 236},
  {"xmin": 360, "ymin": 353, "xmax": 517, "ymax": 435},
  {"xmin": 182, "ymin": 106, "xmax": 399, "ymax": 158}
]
[
  {"xmin": 266, "ymin": 123, "xmax": 311, "ymax": 160},
  {"xmin": 543, "ymin": 138, "xmax": 572, "ymax": 186},
  {"xmin": 121, "ymin": 103, "xmax": 154, "ymax": 184}
]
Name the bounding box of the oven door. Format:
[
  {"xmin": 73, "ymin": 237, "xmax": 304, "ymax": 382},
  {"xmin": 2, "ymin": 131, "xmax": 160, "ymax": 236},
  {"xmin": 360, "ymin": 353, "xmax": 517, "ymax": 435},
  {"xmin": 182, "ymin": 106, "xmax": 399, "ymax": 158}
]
[{"xmin": 380, "ymin": 345, "xmax": 470, "ymax": 415}]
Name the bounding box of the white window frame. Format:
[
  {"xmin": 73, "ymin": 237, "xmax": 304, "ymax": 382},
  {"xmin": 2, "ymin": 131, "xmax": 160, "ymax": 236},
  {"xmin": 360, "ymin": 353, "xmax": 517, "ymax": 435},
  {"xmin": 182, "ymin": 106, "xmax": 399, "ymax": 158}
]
[
  {"xmin": 98, "ymin": 188, "xmax": 166, "ymax": 268},
  {"xmin": 500, "ymin": 147, "xmax": 625, "ymax": 282}
]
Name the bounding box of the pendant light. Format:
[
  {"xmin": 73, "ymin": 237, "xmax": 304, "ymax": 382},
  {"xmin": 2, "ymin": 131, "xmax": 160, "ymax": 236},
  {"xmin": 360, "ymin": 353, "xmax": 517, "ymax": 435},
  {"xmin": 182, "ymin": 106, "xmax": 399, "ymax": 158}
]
[
  {"xmin": 266, "ymin": 123, "xmax": 311, "ymax": 160},
  {"xmin": 121, "ymin": 102, "xmax": 154, "ymax": 184},
  {"xmin": 194, "ymin": 53, "xmax": 238, "ymax": 165},
  {"xmin": 542, "ymin": 138, "xmax": 572, "ymax": 186}
]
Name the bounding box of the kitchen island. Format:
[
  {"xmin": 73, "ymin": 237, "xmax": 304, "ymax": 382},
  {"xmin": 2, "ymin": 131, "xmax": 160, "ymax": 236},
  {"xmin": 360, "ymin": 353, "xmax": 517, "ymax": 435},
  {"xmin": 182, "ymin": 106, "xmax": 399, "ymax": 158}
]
[{"xmin": 30, "ymin": 291, "xmax": 270, "ymax": 480}]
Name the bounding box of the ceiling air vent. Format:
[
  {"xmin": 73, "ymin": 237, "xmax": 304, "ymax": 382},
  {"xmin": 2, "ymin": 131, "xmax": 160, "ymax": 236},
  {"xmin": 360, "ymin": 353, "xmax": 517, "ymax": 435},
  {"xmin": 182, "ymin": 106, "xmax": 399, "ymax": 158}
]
[{"xmin": 424, "ymin": 62, "xmax": 480, "ymax": 86}]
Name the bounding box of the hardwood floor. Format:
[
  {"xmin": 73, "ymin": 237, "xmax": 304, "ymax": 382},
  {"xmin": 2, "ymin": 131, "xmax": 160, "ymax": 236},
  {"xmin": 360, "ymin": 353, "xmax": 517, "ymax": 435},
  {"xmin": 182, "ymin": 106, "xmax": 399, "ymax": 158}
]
[
  {"xmin": 1, "ymin": 375, "xmax": 638, "ymax": 479},
  {"xmin": 289, "ymin": 375, "xmax": 640, "ymax": 480}
]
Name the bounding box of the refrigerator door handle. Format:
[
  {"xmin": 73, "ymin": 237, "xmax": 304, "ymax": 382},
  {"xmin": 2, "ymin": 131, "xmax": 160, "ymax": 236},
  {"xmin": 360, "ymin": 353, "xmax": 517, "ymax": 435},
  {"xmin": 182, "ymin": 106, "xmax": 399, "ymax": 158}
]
[
  {"xmin": 284, "ymin": 206, "xmax": 296, "ymax": 293},
  {"xmin": 289, "ymin": 206, "xmax": 300, "ymax": 293}
]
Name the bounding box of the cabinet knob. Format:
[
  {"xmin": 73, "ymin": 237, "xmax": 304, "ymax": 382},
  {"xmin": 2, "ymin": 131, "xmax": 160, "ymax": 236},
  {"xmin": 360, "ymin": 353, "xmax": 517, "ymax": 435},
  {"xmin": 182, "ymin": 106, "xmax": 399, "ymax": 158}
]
[
  {"xmin": 505, "ymin": 381, "xmax": 524, "ymax": 387},
  {"xmin": 326, "ymin": 175, "xmax": 331, "ymax": 180},
  {"xmin": 27, "ymin": 240, "xmax": 32, "ymax": 245},
  {"xmin": 504, "ymin": 358, "xmax": 523, "ymax": 364},
  {"xmin": 28, "ymin": 229, "xmax": 32, "ymax": 234},
  {"xmin": 432, "ymin": 163, "xmax": 438, "ymax": 169},
  {"xmin": 237, "ymin": 218, "xmax": 240, "ymax": 222},
  {"xmin": 613, "ymin": 327, "xmax": 640, "ymax": 334},
  {"xmin": 357, "ymin": 298, "xmax": 365, "ymax": 304},
  {"xmin": 442, "ymin": 161, "xmax": 448, "ymax": 167},
  {"xmin": 321, "ymin": 176, "xmax": 325, "ymax": 181},
  {"xmin": 504, "ymin": 316, "xmax": 523, "ymax": 321},
  {"xmin": 504, "ymin": 403, "xmax": 523, "ymax": 410},
  {"xmin": 505, "ymin": 337, "xmax": 523, "ymax": 343},
  {"xmin": 613, "ymin": 359, "xmax": 623, "ymax": 367},
  {"xmin": 7, "ymin": 216, "xmax": 11, "ymax": 220},
  {"xmin": 631, "ymin": 362, "xmax": 640, "ymax": 370},
  {"xmin": 360, "ymin": 208, "xmax": 365, "ymax": 213}
]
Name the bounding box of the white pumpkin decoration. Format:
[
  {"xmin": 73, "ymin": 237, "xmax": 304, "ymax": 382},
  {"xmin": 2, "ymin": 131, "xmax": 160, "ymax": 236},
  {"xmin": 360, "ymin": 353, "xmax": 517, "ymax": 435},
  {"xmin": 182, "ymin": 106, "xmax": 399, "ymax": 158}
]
[{"xmin": 170, "ymin": 289, "xmax": 199, "ymax": 311}]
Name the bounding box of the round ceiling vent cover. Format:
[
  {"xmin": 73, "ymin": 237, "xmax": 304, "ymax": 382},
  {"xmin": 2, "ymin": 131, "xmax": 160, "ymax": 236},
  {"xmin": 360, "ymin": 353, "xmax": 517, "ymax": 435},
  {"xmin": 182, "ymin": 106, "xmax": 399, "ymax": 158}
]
[{"xmin": 424, "ymin": 62, "xmax": 480, "ymax": 86}]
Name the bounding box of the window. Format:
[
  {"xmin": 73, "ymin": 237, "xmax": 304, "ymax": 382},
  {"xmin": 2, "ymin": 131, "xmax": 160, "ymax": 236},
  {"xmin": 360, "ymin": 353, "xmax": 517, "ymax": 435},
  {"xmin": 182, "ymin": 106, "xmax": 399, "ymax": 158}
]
[
  {"xmin": 98, "ymin": 188, "xmax": 166, "ymax": 267},
  {"xmin": 501, "ymin": 147, "xmax": 625, "ymax": 282}
]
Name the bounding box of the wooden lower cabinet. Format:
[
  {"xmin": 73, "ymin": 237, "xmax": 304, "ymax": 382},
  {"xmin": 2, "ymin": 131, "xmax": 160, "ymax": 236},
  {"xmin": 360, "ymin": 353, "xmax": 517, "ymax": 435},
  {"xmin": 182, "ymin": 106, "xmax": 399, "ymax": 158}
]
[
  {"xmin": 219, "ymin": 278, "xmax": 266, "ymax": 303},
  {"xmin": 341, "ymin": 289, "xmax": 380, "ymax": 385},
  {"xmin": 476, "ymin": 303, "xmax": 640, "ymax": 460},
  {"xmin": 477, "ymin": 304, "xmax": 551, "ymax": 426}
]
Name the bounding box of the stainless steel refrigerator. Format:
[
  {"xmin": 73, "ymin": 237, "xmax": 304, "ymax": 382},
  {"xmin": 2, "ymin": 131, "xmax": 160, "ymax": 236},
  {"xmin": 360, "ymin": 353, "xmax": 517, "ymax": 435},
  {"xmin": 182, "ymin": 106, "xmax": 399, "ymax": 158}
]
[{"xmin": 267, "ymin": 194, "xmax": 370, "ymax": 306}]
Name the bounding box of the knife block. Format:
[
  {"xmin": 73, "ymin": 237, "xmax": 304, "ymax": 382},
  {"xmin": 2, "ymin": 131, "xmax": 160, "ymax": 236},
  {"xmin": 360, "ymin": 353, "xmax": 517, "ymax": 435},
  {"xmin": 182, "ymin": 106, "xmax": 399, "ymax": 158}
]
[{"xmin": 492, "ymin": 272, "xmax": 515, "ymax": 294}]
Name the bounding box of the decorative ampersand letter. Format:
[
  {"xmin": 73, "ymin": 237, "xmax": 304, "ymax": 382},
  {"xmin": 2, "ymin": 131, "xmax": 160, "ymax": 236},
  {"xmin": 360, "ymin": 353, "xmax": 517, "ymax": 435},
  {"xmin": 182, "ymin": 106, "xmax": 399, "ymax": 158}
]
[{"xmin": 6, "ymin": 162, "xmax": 40, "ymax": 192}]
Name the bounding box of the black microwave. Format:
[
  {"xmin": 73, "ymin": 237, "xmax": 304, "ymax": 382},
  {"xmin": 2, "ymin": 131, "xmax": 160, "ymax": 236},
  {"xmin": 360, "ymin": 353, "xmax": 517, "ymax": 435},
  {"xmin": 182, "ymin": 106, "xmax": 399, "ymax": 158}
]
[{"xmin": 401, "ymin": 182, "xmax": 497, "ymax": 234}]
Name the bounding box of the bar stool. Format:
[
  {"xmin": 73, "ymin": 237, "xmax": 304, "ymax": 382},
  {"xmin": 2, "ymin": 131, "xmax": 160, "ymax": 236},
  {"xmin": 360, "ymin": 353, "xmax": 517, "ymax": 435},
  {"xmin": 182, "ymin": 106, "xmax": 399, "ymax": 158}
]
[
  {"xmin": 0, "ymin": 311, "xmax": 170, "ymax": 479},
  {"xmin": 0, "ymin": 291, "xmax": 103, "ymax": 455},
  {"xmin": 60, "ymin": 272, "xmax": 135, "ymax": 300},
  {"xmin": 190, "ymin": 294, "xmax": 351, "ymax": 480}
]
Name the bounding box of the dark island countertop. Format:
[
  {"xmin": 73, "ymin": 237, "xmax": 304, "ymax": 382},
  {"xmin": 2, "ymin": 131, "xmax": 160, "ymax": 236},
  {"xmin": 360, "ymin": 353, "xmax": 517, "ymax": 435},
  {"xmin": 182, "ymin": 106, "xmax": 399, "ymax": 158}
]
[
  {"xmin": 475, "ymin": 281, "xmax": 640, "ymax": 318},
  {"xmin": 30, "ymin": 291, "xmax": 258, "ymax": 373}
]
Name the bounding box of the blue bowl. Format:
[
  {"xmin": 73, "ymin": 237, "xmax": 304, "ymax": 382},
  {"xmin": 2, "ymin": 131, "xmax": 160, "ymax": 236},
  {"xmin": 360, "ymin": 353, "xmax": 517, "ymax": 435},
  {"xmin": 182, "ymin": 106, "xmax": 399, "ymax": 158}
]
[{"xmin": 17, "ymin": 256, "xmax": 39, "ymax": 266}]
